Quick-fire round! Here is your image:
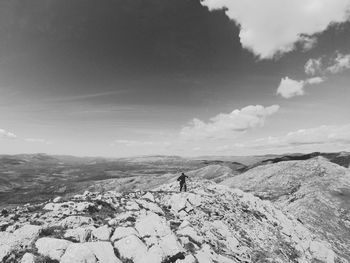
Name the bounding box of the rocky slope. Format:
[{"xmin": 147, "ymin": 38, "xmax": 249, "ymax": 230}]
[
  {"xmin": 222, "ymin": 157, "xmax": 350, "ymax": 263},
  {"xmin": 0, "ymin": 180, "xmax": 334, "ymax": 263}
]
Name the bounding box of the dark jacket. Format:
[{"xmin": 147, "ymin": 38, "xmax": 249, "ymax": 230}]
[{"xmin": 177, "ymin": 174, "xmax": 188, "ymax": 184}]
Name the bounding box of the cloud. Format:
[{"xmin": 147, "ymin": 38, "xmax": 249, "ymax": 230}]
[
  {"xmin": 276, "ymin": 76, "xmax": 325, "ymax": 98},
  {"xmin": 246, "ymin": 124, "xmax": 350, "ymax": 149},
  {"xmin": 201, "ymin": 0, "xmax": 350, "ymax": 59},
  {"xmin": 305, "ymin": 52, "xmax": 350, "ymax": 75},
  {"xmin": 180, "ymin": 105, "xmax": 279, "ymax": 140},
  {"xmin": 276, "ymin": 77, "xmax": 305, "ymax": 98},
  {"xmin": 326, "ymin": 52, "xmax": 350, "ymax": 74},
  {"xmin": 305, "ymin": 76, "xmax": 325, "ymax": 85},
  {"xmin": 0, "ymin": 129, "xmax": 17, "ymax": 139},
  {"xmin": 305, "ymin": 58, "xmax": 323, "ymax": 75}
]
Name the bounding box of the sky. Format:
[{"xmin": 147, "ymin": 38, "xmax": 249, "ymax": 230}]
[{"xmin": 0, "ymin": 0, "xmax": 350, "ymax": 157}]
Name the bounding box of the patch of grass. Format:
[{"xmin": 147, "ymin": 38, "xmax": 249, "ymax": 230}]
[
  {"xmin": 34, "ymin": 255, "xmax": 59, "ymax": 263},
  {"xmin": 250, "ymin": 250, "xmax": 272, "ymax": 263},
  {"xmin": 275, "ymin": 241, "xmax": 301, "ymax": 263},
  {"xmin": 162, "ymin": 252, "xmax": 185, "ymax": 263},
  {"xmin": 39, "ymin": 225, "xmax": 66, "ymax": 239},
  {"xmin": 183, "ymin": 242, "xmax": 197, "ymax": 254}
]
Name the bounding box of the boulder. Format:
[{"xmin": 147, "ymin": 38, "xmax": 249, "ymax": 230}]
[
  {"xmin": 92, "ymin": 225, "xmax": 111, "ymax": 241},
  {"xmin": 111, "ymin": 227, "xmax": 139, "ymax": 242},
  {"xmin": 177, "ymin": 226, "xmax": 203, "ymax": 244},
  {"xmin": 60, "ymin": 243, "xmax": 97, "ymax": 263},
  {"xmin": 114, "ymin": 235, "xmax": 147, "ymax": 263},
  {"xmin": 60, "ymin": 216, "xmax": 94, "ymax": 228},
  {"xmin": 20, "ymin": 252, "xmax": 36, "ymax": 263},
  {"xmin": 53, "ymin": 197, "xmax": 62, "ymax": 203},
  {"xmin": 136, "ymin": 200, "xmax": 164, "ymax": 215},
  {"xmin": 0, "ymin": 244, "xmax": 11, "ymax": 262},
  {"xmin": 35, "ymin": 237, "xmax": 72, "ymax": 261},
  {"xmin": 309, "ymin": 241, "xmax": 335, "ymax": 263},
  {"xmin": 0, "ymin": 225, "xmax": 41, "ymax": 261},
  {"xmin": 86, "ymin": 242, "xmax": 122, "ymax": 263},
  {"xmin": 142, "ymin": 192, "xmax": 155, "ymax": 202},
  {"xmin": 125, "ymin": 201, "xmax": 139, "ymax": 210},
  {"xmin": 147, "ymin": 232, "xmax": 184, "ymax": 261},
  {"xmin": 64, "ymin": 226, "xmax": 95, "ymax": 242},
  {"xmin": 135, "ymin": 211, "xmax": 171, "ymax": 237}
]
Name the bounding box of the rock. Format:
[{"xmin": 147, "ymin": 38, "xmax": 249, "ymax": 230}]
[
  {"xmin": 20, "ymin": 252, "xmax": 36, "ymax": 263},
  {"xmin": 64, "ymin": 226, "xmax": 95, "ymax": 242},
  {"xmin": 60, "ymin": 243, "xmax": 97, "ymax": 263},
  {"xmin": 53, "ymin": 196, "xmax": 62, "ymax": 203},
  {"xmin": 135, "ymin": 211, "xmax": 172, "ymax": 237},
  {"xmin": 13, "ymin": 225, "xmax": 42, "ymax": 247},
  {"xmin": 195, "ymin": 244, "xmax": 235, "ymax": 263},
  {"xmin": 86, "ymin": 241, "xmax": 122, "ymax": 263},
  {"xmin": 147, "ymin": 232, "xmax": 184, "ymax": 260},
  {"xmin": 114, "ymin": 235, "xmax": 147, "ymax": 263},
  {"xmin": 163, "ymin": 193, "xmax": 201, "ymax": 214},
  {"xmin": 136, "ymin": 200, "xmax": 164, "ymax": 215},
  {"xmin": 111, "ymin": 226, "xmax": 139, "ymax": 241},
  {"xmin": 125, "ymin": 201, "xmax": 139, "ymax": 210},
  {"xmin": 92, "ymin": 225, "xmax": 111, "ymax": 241},
  {"xmin": 60, "ymin": 215, "xmax": 94, "ymax": 228},
  {"xmin": 177, "ymin": 226, "xmax": 203, "ymax": 244},
  {"xmin": 142, "ymin": 192, "xmax": 155, "ymax": 202},
  {"xmin": 75, "ymin": 202, "xmax": 95, "ymax": 212},
  {"xmin": 309, "ymin": 241, "xmax": 335, "ymax": 263},
  {"xmin": 0, "ymin": 225, "xmax": 41, "ymax": 261},
  {"xmin": 35, "ymin": 237, "xmax": 72, "ymax": 261},
  {"xmin": 0, "ymin": 244, "xmax": 11, "ymax": 262}
]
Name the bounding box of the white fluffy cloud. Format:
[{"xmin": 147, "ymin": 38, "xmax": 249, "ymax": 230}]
[
  {"xmin": 201, "ymin": 0, "xmax": 350, "ymax": 59},
  {"xmin": 276, "ymin": 77, "xmax": 305, "ymax": 98},
  {"xmin": 0, "ymin": 129, "xmax": 17, "ymax": 139},
  {"xmin": 276, "ymin": 76, "xmax": 325, "ymax": 98},
  {"xmin": 180, "ymin": 105, "xmax": 279, "ymax": 140},
  {"xmin": 247, "ymin": 124, "xmax": 350, "ymax": 149}
]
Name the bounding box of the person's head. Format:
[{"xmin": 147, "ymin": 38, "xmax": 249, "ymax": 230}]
[{"xmin": 181, "ymin": 172, "xmax": 185, "ymax": 175}]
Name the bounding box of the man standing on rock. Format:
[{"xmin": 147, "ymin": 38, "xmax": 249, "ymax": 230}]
[{"xmin": 177, "ymin": 172, "xmax": 188, "ymax": 192}]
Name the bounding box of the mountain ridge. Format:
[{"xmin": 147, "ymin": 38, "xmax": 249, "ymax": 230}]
[
  {"xmin": 0, "ymin": 179, "xmax": 335, "ymax": 263},
  {"xmin": 222, "ymin": 157, "xmax": 350, "ymax": 262}
]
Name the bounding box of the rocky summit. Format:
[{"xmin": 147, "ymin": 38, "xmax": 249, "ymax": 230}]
[{"xmin": 0, "ymin": 179, "xmax": 335, "ymax": 263}]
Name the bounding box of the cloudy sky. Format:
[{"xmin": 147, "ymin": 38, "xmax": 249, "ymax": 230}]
[{"xmin": 0, "ymin": 0, "xmax": 350, "ymax": 157}]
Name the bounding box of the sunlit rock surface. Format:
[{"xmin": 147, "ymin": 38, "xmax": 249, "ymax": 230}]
[
  {"xmin": 0, "ymin": 179, "xmax": 334, "ymax": 263},
  {"xmin": 223, "ymin": 157, "xmax": 350, "ymax": 263}
]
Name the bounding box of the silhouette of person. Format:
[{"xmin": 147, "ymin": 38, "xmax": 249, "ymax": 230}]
[{"xmin": 177, "ymin": 172, "xmax": 188, "ymax": 192}]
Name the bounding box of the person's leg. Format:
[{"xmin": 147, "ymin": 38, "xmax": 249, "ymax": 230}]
[
  {"xmin": 180, "ymin": 183, "xmax": 183, "ymax": 192},
  {"xmin": 184, "ymin": 183, "xmax": 187, "ymax": 192}
]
